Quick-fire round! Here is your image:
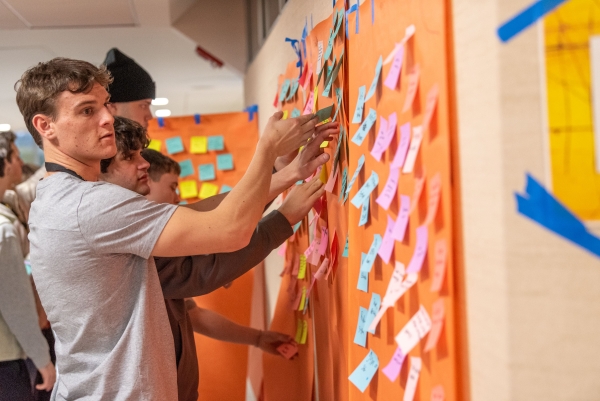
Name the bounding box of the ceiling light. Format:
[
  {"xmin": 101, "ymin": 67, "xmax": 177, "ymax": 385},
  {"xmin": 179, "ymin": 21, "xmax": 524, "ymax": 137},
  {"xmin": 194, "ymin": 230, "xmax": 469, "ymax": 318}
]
[
  {"xmin": 152, "ymin": 98, "xmax": 169, "ymax": 106},
  {"xmin": 155, "ymin": 109, "xmax": 171, "ymax": 117},
  {"xmin": 0, "ymin": 124, "xmax": 11, "ymax": 132}
]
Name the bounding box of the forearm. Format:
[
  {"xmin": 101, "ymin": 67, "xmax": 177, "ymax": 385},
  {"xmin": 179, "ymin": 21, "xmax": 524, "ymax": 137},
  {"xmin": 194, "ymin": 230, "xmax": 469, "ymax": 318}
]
[
  {"xmin": 267, "ymin": 167, "xmax": 298, "ymax": 202},
  {"xmin": 184, "ymin": 193, "xmax": 227, "ymax": 212},
  {"xmin": 189, "ymin": 307, "xmax": 260, "ymax": 346}
]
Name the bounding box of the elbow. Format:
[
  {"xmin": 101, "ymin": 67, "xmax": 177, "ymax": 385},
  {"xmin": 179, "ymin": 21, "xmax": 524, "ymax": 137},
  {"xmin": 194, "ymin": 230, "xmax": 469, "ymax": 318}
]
[{"xmin": 222, "ymin": 226, "xmax": 253, "ymax": 252}]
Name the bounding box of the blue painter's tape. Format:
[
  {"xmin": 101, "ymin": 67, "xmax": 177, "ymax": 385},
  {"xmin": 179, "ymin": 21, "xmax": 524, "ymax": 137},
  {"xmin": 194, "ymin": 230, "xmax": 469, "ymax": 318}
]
[
  {"xmin": 194, "ymin": 114, "xmax": 201, "ymax": 124},
  {"xmin": 244, "ymin": 104, "xmax": 259, "ymax": 121},
  {"xmin": 497, "ymin": 0, "xmax": 568, "ymax": 43},
  {"xmin": 157, "ymin": 117, "xmax": 164, "ymax": 128}
]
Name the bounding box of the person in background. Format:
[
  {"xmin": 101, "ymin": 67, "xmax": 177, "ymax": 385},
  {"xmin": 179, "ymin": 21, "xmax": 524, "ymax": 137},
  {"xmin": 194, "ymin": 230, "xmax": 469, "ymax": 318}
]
[
  {"xmin": 0, "ymin": 131, "xmax": 55, "ymax": 401},
  {"xmin": 99, "ymin": 116, "xmax": 333, "ymax": 400}
]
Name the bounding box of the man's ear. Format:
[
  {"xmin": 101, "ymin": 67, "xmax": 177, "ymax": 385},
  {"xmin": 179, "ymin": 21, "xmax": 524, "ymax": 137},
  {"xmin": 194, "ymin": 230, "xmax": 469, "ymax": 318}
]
[{"xmin": 32, "ymin": 114, "xmax": 56, "ymax": 141}]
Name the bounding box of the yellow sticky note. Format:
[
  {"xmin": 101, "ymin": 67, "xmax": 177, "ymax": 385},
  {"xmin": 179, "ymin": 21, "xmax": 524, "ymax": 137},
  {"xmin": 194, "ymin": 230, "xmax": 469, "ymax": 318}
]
[
  {"xmin": 282, "ymin": 110, "xmax": 289, "ymax": 120},
  {"xmin": 190, "ymin": 136, "xmax": 207, "ymax": 154},
  {"xmin": 295, "ymin": 319, "xmax": 303, "ymax": 343},
  {"xmin": 313, "ymin": 86, "xmax": 318, "ymax": 111},
  {"xmin": 298, "ymin": 255, "xmax": 307, "ymax": 279},
  {"xmin": 297, "ymin": 286, "xmax": 306, "ymax": 311},
  {"xmin": 179, "ymin": 180, "xmax": 198, "ymax": 199},
  {"xmin": 199, "ymin": 182, "xmax": 219, "ymax": 199},
  {"xmin": 300, "ymin": 320, "xmax": 308, "ymax": 344},
  {"xmin": 147, "ymin": 139, "xmax": 162, "ymax": 152},
  {"xmin": 320, "ymin": 141, "xmax": 329, "ymax": 148},
  {"xmin": 319, "ymin": 164, "xmax": 328, "ymax": 184}
]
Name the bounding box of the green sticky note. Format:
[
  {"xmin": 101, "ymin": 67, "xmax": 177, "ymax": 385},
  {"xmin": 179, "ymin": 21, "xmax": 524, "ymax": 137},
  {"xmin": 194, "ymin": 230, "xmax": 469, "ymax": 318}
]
[
  {"xmin": 315, "ymin": 105, "xmax": 334, "ymax": 123},
  {"xmin": 207, "ymin": 136, "xmax": 224, "ymax": 151},
  {"xmin": 198, "ymin": 163, "xmax": 216, "ymax": 181},
  {"xmin": 216, "ymin": 154, "xmax": 234, "ymax": 171},
  {"xmin": 178, "ymin": 159, "xmax": 194, "ymax": 177},
  {"xmin": 165, "ymin": 136, "xmax": 184, "ymax": 155},
  {"xmin": 220, "ymin": 185, "xmax": 232, "ymax": 194}
]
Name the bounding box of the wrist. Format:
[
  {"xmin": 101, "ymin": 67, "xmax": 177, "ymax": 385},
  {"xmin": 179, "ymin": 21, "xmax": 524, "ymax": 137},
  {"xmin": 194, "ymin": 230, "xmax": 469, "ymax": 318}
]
[{"xmin": 254, "ymin": 330, "xmax": 262, "ymax": 347}]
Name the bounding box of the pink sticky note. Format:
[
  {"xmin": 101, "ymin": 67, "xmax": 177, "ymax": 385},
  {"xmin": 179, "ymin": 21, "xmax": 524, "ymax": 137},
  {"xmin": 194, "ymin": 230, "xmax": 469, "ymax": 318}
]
[
  {"xmin": 277, "ymin": 342, "xmax": 299, "ymax": 359},
  {"xmin": 431, "ymin": 385, "xmax": 445, "ymax": 401},
  {"xmin": 424, "ymin": 299, "xmax": 445, "ymax": 352},
  {"xmin": 304, "ymin": 240, "xmax": 317, "ymax": 258},
  {"xmin": 384, "ymin": 44, "xmax": 404, "ymax": 90},
  {"xmin": 314, "ymin": 257, "xmax": 330, "ymax": 280},
  {"xmin": 278, "ymin": 242, "xmax": 287, "ymax": 257},
  {"xmin": 391, "ymin": 122, "xmax": 411, "ymax": 169},
  {"xmin": 382, "ymin": 347, "xmax": 406, "ymax": 382},
  {"xmin": 410, "ymin": 170, "xmax": 426, "ymax": 214},
  {"xmin": 423, "ymin": 84, "xmax": 439, "ymax": 133},
  {"xmin": 392, "ymin": 195, "xmax": 410, "ymax": 241},
  {"xmin": 303, "ymin": 90, "xmax": 315, "ymax": 115},
  {"xmin": 377, "ymin": 216, "xmax": 396, "ymax": 264},
  {"xmin": 406, "ymin": 225, "xmax": 428, "ymax": 274},
  {"xmin": 325, "ymin": 166, "xmax": 338, "ymax": 193},
  {"xmin": 430, "ymin": 239, "xmax": 447, "ymax": 292},
  {"xmin": 318, "ymin": 228, "xmax": 329, "ymax": 255},
  {"xmin": 425, "ymin": 173, "xmax": 442, "ymax": 225},
  {"xmin": 303, "ymin": 67, "xmax": 313, "ymax": 91},
  {"xmin": 311, "ymin": 245, "xmax": 321, "ymax": 266},
  {"xmin": 402, "ymin": 64, "xmax": 421, "ymax": 113},
  {"xmin": 376, "ymin": 168, "xmax": 400, "ymax": 211},
  {"xmin": 370, "ymin": 116, "xmax": 389, "ymax": 161}
]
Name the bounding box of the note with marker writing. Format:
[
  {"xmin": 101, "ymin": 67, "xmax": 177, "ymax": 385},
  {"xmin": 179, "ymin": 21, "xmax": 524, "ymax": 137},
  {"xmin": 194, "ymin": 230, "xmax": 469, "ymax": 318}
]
[
  {"xmin": 364, "ymin": 293, "xmax": 381, "ymax": 334},
  {"xmin": 406, "ymin": 225, "xmax": 428, "ymax": 273},
  {"xmin": 348, "ymin": 350, "xmax": 379, "ymax": 393},
  {"xmin": 375, "ymin": 168, "xmax": 400, "ymax": 211},
  {"xmin": 410, "ymin": 170, "xmax": 426, "ymax": 213},
  {"xmin": 353, "ymin": 307, "xmax": 368, "ymax": 347},
  {"xmin": 424, "ymin": 299, "xmax": 445, "ymax": 352},
  {"xmin": 430, "ymin": 239, "xmax": 447, "ymax": 292},
  {"xmin": 165, "ymin": 136, "xmax": 184, "ymax": 155},
  {"xmin": 346, "ymin": 155, "xmax": 366, "ymax": 195},
  {"xmin": 343, "ymin": 234, "xmax": 349, "ymax": 257},
  {"xmin": 148, "ymin": 139, "xmax": 162, "ymax": 152},
  {"xmin": 395, "ymin": 305, "xmax": 432, "ymax": 354},
  {"xmin": 277, "ymin": 342, "xmax": 298, "ymax": 359},
  {"xmin": 217, "ymin": 154, "xmax": 234, "ymax": 171},
  {"xmin": 392, "ymin": 195, "xmax": 410, "ymax": 241},
  {"xmin": 352, "ymin": 86, "xmax": 366, "ymax": 123},
  {"xmin": 402, "ymin": 126, "xmax": 423, "ymax": 173},
  {"xmin": 351, "ymin": 171, "xmax": 379, "ymax": 208},
  {"xmin": 318, "ymin": 228, "xmax": 329, "ymax": 255},
  {"xmin": 178, "ymin": 159, "xmax": 194, "ymax": 177},
  {"xmin": 361, "ymin": 234, "xmax": 382, "ymax": 273},
  {"xmin": 377, "ymin": 216, "xmax": 396, "ymax": 264},
  {"xmin": 391, "ymin": 122, "xmax": 411, "ymax": 169},
  {"xmin": 370, "ymin": 116, "xmax": 389, "ymax": 161},
  {"xmin": 371, "ymin": 112, "xmax": 397, "ymax": 162},
  {"xmin": 425, "ymin": 173, "xmax": 442, "ymax": 225},
  {"xmin": 198, "ymin": 164, "xmax": 216, "ymax": 181},
  {"xmin": 207, "ymin": 136, "xmax": 225, "ymax": 151},
  {"xmin": 351, "ymin": 108, "xmax": 377, "ymax": 146},
  {"xmin": 403, "ymin": 357, "xmax": 422, "ymax": 401},
  {"xmin": 359, "ymin": 199, "xmax": 369, "ymax": 227},
  {"xmin": 179, "ymin": 180, "xmax": 198, "ymax": 199},
  {"xmin": 423, "ymin": 84, "xmax": 439, "ymax": 132},
  {"xmin": 365, "ymin": 55, "xmax": 383, "ymax": 101},
  {"xmin": 199, "ymin": 183, "xmax": 218, "ymax": 199},
  {"xmin": 316, "ymin": 41, "xmax": 323, "ymax": 75},
  {"xmin": 297, "ymin": 252, "xmax": 307, "ymax": 279},
  {"xmin": 382, "ymin": 347, "xmax": 406, "ymax": 382},
  {"xmin": 303, "ymin": 90, "xmax": 315, "ymax": 115},
  {"xmin": 190, "ymin": 136, "xmax": 207, "ymax": 154},
  {"xmin": 357, "ymin": 253, "xmax": 368, "ymax": 292},
  {"xmin": 384, "ymin": 44, "xmax": 404, "ymax": 90},
  {"xmin": 402, "ymin": 64, "xmax": 421, "ymax": 113}
]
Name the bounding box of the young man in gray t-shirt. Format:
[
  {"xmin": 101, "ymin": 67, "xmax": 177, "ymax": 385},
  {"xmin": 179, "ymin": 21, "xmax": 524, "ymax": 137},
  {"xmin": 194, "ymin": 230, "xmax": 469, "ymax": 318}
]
[{"xmin": 15, "ymin": 58, "xmax": 320, "ymax": 400}]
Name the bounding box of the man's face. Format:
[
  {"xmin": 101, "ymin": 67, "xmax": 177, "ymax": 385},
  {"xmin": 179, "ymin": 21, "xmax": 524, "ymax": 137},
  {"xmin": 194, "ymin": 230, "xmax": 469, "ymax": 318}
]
[
  {"xmin": 50, "ymin": 83, "xmax": 116, "ymax": 164},
  {"xmin": 101, "ymin": 149, "xmax": 150, "ymax": 195},
  {"xmin": 147, "ymin": 172, "xmax": 180, "ymax": 205},
  {"xmin": 108, "ymin": 99, "xmax": 153, "ymax": 129},
  {"xmin": 5, "ymin": 143, "xmax": 23, "ymax": 187}
]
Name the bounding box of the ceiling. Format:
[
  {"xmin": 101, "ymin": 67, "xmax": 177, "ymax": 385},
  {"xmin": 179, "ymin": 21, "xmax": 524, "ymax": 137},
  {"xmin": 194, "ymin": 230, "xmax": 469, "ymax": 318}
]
[{"xmin": 0, "ymin": 0, "xmax": 244, "ymax": 133}]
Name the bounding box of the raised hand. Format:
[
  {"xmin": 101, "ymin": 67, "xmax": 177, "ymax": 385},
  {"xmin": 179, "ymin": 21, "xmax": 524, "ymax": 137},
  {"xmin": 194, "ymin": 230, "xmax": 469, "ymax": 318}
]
[
  {"xmin": 260, "ymin": 112, "xmax": 318, "ymax": 157},
  {"xmin": 257, "ymin": 330, "xmax": 293, "ymax": 355},
  {"xmin": 278, "ymin": 176, "xmax": 325, "ymax": 226}
]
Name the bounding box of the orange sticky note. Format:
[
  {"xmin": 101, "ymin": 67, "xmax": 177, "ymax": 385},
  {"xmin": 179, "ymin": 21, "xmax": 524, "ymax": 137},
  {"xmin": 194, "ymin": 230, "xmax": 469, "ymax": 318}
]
[
  {"xmin": 299, "ymin": 319, "xmax": 308, "ymax": 344},
  {"xmin": 179, "ymin": 180, "xmax": 198, "ymax": 199},
  {"xmin": 147, "ymin": 139, "xmax": 162, "ymax": 152},
  {"xmin": 423, "ymin": 84, "xmax": 439, "ymax": 132},
  {"xmin": 190, "ymin": 136, "xmax": 207, "ymax": 154},
  {"xmin": 410, "ymin": 169, "xmax": 426, "ymax": 214},
  {"xmin": 277, "ymin": 342, "xmax": 299, "ymax": 359},
  {"xmin": 425, "ymin": 173, "xmax": 442, "ymax": 224},
  {"xmin": 424, "ymin": 299, "xmax": 445, "ymax": 352},
  {"xmin": 430, "ymin": 239, "xmax": 447, "ymax": 292},
  {"xmin": 199, "ymin": 182, "xmax": 219, "ymax": 199},
  {"xmin": 431, "ymin": 385, "xmax": 445, "ymax": 401},
  {"xmin": 402, "ymin": 64, "xmax": 421, "ymax": 113}
]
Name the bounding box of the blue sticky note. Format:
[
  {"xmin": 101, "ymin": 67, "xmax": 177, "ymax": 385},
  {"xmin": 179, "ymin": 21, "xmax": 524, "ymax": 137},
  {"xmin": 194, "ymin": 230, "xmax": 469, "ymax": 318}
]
[
  {"xmin": 179, "ymin": 200, "xmax": 188, "ymax": 205},
  {"xmin": 353, "ymin": 307, "xmax": 368, "ymax": 347},
  {"xmin": 293, "ymin": 221, "xmax": 302, "ymax": 233},
  {"xmin": 220, "ymin": 185, "xmax": 232, "ymax": 194},
  {"xmin": 351, "ymin": 171, "xmax": 379, "ymax": 208},
  {"xmin": 178, "ymin": 159, "xmax": 194, "ymax": 177},
  {"xmin": 207, "ymin": 136, "xmax": 225, "ymax": 151},
  {"xmin": 279, "ymin": 79, "xmax": 291, "ymax": 102},
  {"xmin": 216, "ymin": 154, "xmax": 234, "ymax": 171},
  {"xmin": 359, "ymin": 198, "xmax": 369, "ymax": 226},
  {"xmin": 357, "ymin": 253, "xmax": 368, "ymax": 292},
  {"xmin": 348, "ymin": 350, "xmax": 379, "ymax": 393},
  {"xmin": 198, "ymin": 164, "xmax": 216, "ymax": 181},
  {"xmin": 352, "ymin": 86, "xmax": 366, "ymax": 124},
  {"xmin": 361, "ymin": 234, "xmax": 382, "ymax": 273},
  {"xmin": 165, "ymin": 136, "xmax": 184, "ymax": 155},
  {"xmin": 324, "ymin": 28, "xmax": 335, "ymax": 60},
  {"xmin": 497, "ymin": 0, "xmax": 567, "ymax": 43},
  {"xmin": 287, "ymin": 79, "xmax": 299, "ymax": 101},
  {"xmin": 291, "ymin": 108, "xmax": 301, "ymax": 118},
  {"xmin": 365, "ymin": 56, "xmax": 383, "ymax": 101},
  {"xmin": 339, "ymin": 167, "xmax": 348, "ymax": 203},
  {"xmin": 351, "ymin": 108, "xmax": 377, "ymax": 146},
  {"xmin": 342, "ymin": 234, "xmax": 349, "ymax": 257},
  {"xmin": 345, "ymin": 155, "xmax": 366, "ymax": 196},
  {"xmin": 333, "ymin": 87, "xmax": 343, "ymax": 122},
  {"xmin": 364, "ymin": 293, "xmax": 381, "ymax": 334}
]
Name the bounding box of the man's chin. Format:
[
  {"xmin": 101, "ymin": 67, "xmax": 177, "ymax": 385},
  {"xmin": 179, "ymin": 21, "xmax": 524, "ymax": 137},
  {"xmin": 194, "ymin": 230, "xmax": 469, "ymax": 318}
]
[{"xmin": 136, "ymin": 184, "xmax": 151, "ymax": 197}]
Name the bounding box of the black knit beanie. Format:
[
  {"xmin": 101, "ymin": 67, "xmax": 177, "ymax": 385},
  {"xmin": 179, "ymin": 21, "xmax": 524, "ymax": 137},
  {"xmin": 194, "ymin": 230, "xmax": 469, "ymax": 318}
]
[{"xmin": 103, "ymin": 48, "xmax": 156, "ymax": 103}]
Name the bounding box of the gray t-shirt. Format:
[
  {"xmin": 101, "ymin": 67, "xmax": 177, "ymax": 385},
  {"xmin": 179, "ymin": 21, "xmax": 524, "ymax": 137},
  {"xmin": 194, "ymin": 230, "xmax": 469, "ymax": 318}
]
[{"xmin": 29, "ymin": 173, "xmax": 178, "ymax": 400}]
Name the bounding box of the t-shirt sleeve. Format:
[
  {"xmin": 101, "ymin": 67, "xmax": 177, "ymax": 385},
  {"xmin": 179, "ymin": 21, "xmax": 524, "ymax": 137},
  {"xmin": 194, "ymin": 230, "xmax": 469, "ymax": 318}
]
[{"xmin": 78, "ymin": 182, "xmax": 177, "ymax": 258}]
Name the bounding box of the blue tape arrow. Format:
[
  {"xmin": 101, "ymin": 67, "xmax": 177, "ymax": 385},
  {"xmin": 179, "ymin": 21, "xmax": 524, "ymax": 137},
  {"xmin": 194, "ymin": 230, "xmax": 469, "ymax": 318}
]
[{"xmin": 497, "ymin": 0, "xmax": 569, "ymax": 43}]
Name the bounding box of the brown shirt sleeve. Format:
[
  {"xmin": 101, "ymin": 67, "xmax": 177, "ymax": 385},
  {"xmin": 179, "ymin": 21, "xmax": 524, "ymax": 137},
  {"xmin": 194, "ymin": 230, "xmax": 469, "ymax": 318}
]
[{"xmin": 156, "ymin": 210, "xmax": 293, "ymax": 299}]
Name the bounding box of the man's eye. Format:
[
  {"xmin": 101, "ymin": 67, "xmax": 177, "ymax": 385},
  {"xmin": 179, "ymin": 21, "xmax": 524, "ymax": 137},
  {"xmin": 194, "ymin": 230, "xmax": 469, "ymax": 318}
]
[{"xmin": 83, "ymin": 108, "xmax": 93, "ymax": 115}]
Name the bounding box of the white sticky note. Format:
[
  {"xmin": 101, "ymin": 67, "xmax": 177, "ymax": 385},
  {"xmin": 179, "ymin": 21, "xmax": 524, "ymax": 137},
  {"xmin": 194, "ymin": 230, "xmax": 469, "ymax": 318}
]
[
  {"xmin": 402, "ymin": 125, "xmax": 423, "ymax": 174},
  {"xmin": 394, "ymin": 305, "xmax": 432, "ymax": 354},
  {"xmin": 403, "ymin": 357, "xmax": 422, "ymax": 401}
]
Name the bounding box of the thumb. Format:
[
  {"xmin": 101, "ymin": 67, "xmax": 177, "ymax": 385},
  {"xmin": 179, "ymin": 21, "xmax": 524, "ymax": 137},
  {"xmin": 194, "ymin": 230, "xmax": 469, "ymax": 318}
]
[
  {"xmin": 272, "ymin": 111, "xmax": 284, "ymax": 121},
  {"xmin": 305, "ymin": 153, "xmax": 330, "ymax": 174}
]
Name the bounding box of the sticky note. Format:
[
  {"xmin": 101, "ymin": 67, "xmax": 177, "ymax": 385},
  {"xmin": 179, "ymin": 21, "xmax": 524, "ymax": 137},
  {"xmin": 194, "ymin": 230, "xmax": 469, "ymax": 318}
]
[
  {"xmin": 425, "ymin": 173, "xmax": 442, "ymax": 224},
  {"xmin": 382, "ymin": 347, "xmax": 406, "ymax": 382},
  {"xmin": 352, "ymin": 85, "xmax": 366, "ymax": 124},
  {"xmin": 345, "ymin": 155, "xmax": 366, "ymax": 195},
  {"xmin": 179, "ymin": 180, "xmax": 198, "ymax": 199},
  {"xmin": 293, "ymin": 221, "xmax": 301, "ymax": 233},
  {"xmin": 371, "ymin": 112, "xmax": 397, "ymax": 161},
  {"xmin": 360, "ymin": 234, "xmax": 382, "ymax": 273},
  {"xmin": 315, "ymin": 105, "xmax": 334, "ymax": 123},
  {"xmin": 402, "ymin": 126, "xmax": 424, "ymax": 174},
  {"xmin": 147, "ymin": 139, "xmax": 162, "ymax": 152},
  {"xmin": 199, "ymin": 182, "xmax": 218, "ymax": 199},
  {"xmin": 406, "ymin": 225, "xmax": 428, "ymax": 274},
  {"xmin": 410, "ymin": 170, "xmax": 426, "ymax": 213},
  {"xmin": 298, "ymin": 255, "xmax": 307, "ymax": 277},
  {"xmin": 198, "ymin": 164, "xmax": 216, "ymax": 181},
  {"xmin": 359, "ymin": 198, "xmax": 369, "ymax": 227},
  {"xmin": 216, "ymin": 154, "xmax": 234, "ymax": 171},
  {"xmin": 304, "ymin": 239, "xmax": 317, "ymax": 259},
  {"xmin": 294, "ymin": 318, "xmax": 303, "ymax": 343},
  {"xmin": 313, "ymin": 257, "xmax": 329, "ymax": 281},
  {"xmin": 324, "ymin": 28, "xmax": 335, "ymax": 61},
  {"xmin": 431, "ymin": 385, "xmax": 445, "ymax": 401},
  {"xmin": 391, "ymin": 122, "xmax": 412, "ymax": 169},
  {"xmin": 358, "ymin": 269, "xmax": 369, "ymax": 292},
  {"xmin": 377, "ymin": 216, "xmax": 396, "ymax": 264},
  {"xmin": 323, "ymin": 51, "xmax": 344, "ymax": 97},
  {"xmin": 277, "ymin": 342, "xmax": 298, "ymax": 359},
  {"xmin": 423, "ymin": 84, "xmax": 439, "ymax": 132},
  {"xmin": 365, "ymin": 56, "xmax": 383, "ymax": 101},
  {"xmin": 395, "ymin": 305, "xmax": 432, "ymax": 354},
  {"xmin": 343, "ymin": 234, "xmax": 349, "ymax": 257},
  {"xmin": 165, "ymin": 136, "xmax": 184, "ymax": 155},
  {"xmin": 303, "ymin": 90, "xmax": 315, "ymax": 115},
  {"xmin": 384, "ymin": 44, "xmax": 404, "ymax": 90},
  {"xmin": 430, "ymin": 239, "xmax": 447, "ymax": 292},
  {"xmin": 424, "ymin": 299, "xmax": 445, "ymax": 352},
  {"xmin": 287, "ymin": 79, "xmax": 299, "ymax": 101},
  {"xmin": 316, "ymin": 41, "xmax": 323, "ymax": 75},
  {"xmin": 348, "ymin": 349, "xmax": 379, "ymax": 393},
  {"xmin": 207, "ymin": 136, "xmax": 225, "ymax": 151},
  {"xmin": 313, "ymin": 85, "xmax": 318, "ymax": 112},
  {"xmin": 351, "ymin": 171, "xmax": 379, "ymax": 208},
  {"xmin": 300, "ymin": 319, "xmax": 308, "ymax": 344},
  {"xmin": 291, "ymin": 108, "xmax": 301, "ymax": 118},
  {"xmin": 375, "ymin": 168, "xmax": 400, "ymax": 211},
  {"xmin": 392, "ymin": 195, "xmax": 410, "ymax": 241},
  {"xmin": 279, "ymin": 79, "xmax": 291, "ymax": 102},
  {"xmin": 297, "ymin": 287, "xmax": 306, "ymax": 311},
  {"xmin": 220, "ymin": 184, "xmax": 232, "ymax": 194},
  {"xmin": 364, "ymin": 293, "xmax": 381, "ymax": 334},
  {"xmin": 178, "ymin": 159, "xmax": 194, "ymax": 177},
  {"xmin": 282, "ymin": 110, "xmax": 289, "ymax": 120},
  {"xmin": 318, "ymin": 227, "xmax": 329, "ymax": 255},
  {"xmin": 190, "ymin": 136, "xmax": 207, "ymax": 154},
  {"xmin": 339, "ymin": 167, "xmax": 348, "ymax": 203},
  {"xmin": 352, "ymin": 108, "xmax": 377, "ymax": 146},
  {"xmin": 297, "ymin": 253, "xmax": 307, "ymax": 279},
  {"xmin": 333, "ymin": 87, "xmax": 343, "ymax": 122},
  {"xmin": 353, "ymin": 307, "xmax": 368, "ymax": 347},
  {"xmin": 402, "ymin": 64, "xmax": 421, "ymax": 113},
  {"xmin": 302, "ymin": 66, "xmax": 313, "ymax": 91},
  {"xmin": 404, "ymin": 357, "xmax": 422, "ymax": 401}
]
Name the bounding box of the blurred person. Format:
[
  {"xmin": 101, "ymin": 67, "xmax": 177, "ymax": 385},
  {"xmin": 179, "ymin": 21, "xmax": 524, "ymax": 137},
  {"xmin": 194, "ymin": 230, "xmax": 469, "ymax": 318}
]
[{"xmin": 0, "ymin": 131, "xmax": 55, "ymax": 401}]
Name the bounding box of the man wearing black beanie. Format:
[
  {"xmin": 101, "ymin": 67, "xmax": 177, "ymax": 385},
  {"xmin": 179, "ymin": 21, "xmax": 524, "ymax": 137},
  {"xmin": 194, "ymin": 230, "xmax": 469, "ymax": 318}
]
[{"xmin": 104, "ymin": 48, "xmax": 155, "ymax": 128}]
